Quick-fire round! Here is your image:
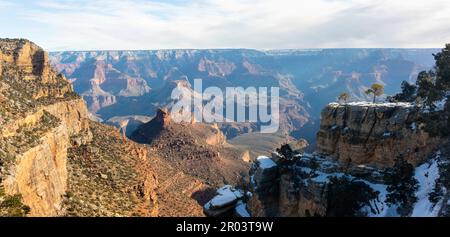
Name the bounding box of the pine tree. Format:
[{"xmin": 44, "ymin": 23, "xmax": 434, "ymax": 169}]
[
  {"xmin": 391, "ymin": 81, "xmax": 417, "ymax": 102},
  {"xmin": 434, "ymin": 44, "xmax": 450, "ymax": 92},
  {"xmin": 429, "ymin": 160, "xmax": 450, "ymax": 205},
  {"xmin": 365, "ymin": 83, "xmax": 384, "ymax": 103},
  {"xmin": 326, "ymin": 176, "xmax": 378, "ymax": 217},
  {"xmin": 276, "ymin": 144, "xmax": 295, "ymax": 160},
  {"xmin": 385, "ymin": 155, "xmax": 419, "ymax": 216},
  {"xmin": 416, "ymin": 70, "xmax": 445, "ymax": 109}
]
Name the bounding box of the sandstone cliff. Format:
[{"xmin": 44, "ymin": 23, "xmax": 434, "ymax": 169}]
[
  {"xmin": 247, "ymin": 98, "xmax": 449, "ymax": 217},
  {"xmin": 0, "ymin": 39, "xmax": 92, "ymax": 216},
  {"xmin": 316, "ymin": 102, "xmax": 443, "ymax": 168},
  {"xmin": 0, "ymin": 39, "xmax": 208, "ymax": 217}
]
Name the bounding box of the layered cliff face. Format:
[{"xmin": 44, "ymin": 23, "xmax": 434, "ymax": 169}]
[
  {"xmin": 316, "ymin": 102, "xmax": 443, "ymax": 168},
  {"xmin": 247, "ymin": 99, "xmax": 449, "ymax": 217},
  {"xmin": 0, "ymin": 39, "xmax": 92, "ymax": 216},
  {"xmin": 50, "ymin": 53, "xmax": 150, "ymax": 114},
  {"xmin": 248, "ymin": 152, "xmax": 387, "ymax": 217},
  {"xmin": 0, "ymin": 39, "xmax": 208, "ymax": 217},
  {"xmin": 49, "ymin": 50, "xmax": 313, "ymax": 140}
]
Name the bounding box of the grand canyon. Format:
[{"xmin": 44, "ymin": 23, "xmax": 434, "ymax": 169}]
[{"xmin": 1, "ymin": 38, "xmax": 449, "ymax": 217}]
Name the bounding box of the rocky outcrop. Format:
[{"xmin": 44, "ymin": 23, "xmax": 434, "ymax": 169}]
[
  {"xmin": 247, "ymin": 156, "xmax": 280, "ymax": 216},
  {"xmin": 203, "ymin": 185, "xmax": 251, "ymax": 217},
  {"xmin": 247, "ymin": 150, "xmax": 388, "ymax": 217},
  {"xmin": 131, "ymin": 109, "xmax": 249, "ymax": 187},
  {"xmin": 316, "ymin": 102, "xmax": 442, "ymax": 168},
  {"xmin": 248, "ymin": 153, "xmax": 333, "ymax": 217},
  {"xmin": 248, "ymin": 99, "xmax": 449, "ymax": 217},
  {"xmin": 1, "ymin": 39, "xmax": 209, "ymax": 217},
  {"xmin": 0, "ymin": 39, "xmax": 92, "ymax": 216}
]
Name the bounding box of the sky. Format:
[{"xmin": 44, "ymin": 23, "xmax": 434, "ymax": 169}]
[{"xmin": 0, "ymin": 0, "xmax": 449, "ymax": 51}]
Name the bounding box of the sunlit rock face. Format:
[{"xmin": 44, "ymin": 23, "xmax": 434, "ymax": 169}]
[
  {"xmin": 316, "ymin": 102, "xmax": 442, "ymax": 168},
  {"xmin": 0, "ymin": 39, "xmax": 92, "ymax": 216}
]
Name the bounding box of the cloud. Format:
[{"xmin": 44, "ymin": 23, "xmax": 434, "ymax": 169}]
[{"xmin": 1, "ymin": 0, "xmax": 449, "ymax": 50}]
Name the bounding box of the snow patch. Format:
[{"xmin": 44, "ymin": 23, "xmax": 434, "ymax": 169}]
[
  {"xmin": 411, "ymin": 158, "xmax": 442, "ymax": 217},
  {"xmin": 257, "ymin": 156, "xmax": 277, "ymax": 169},
  {"xmin": 297, "ymin": 163, "xmax": 396, "ymax": 217},
  {"xmin": 434, "ymin": 97, "xmax": 448, "ymax": 111},
  {"xmin": 345, "ymin": 101, "xmax": 413, "ymax": 108},
  {"xmin": 423, "ymin": 96, "xmax": 448, "ymax": 113},
  {"xmin": 208, "ymin": 185, "xmax": 239, "ymax": 208},
  {"xmin": 235, "ymin": 201, "xmax": 251, "ymax": 217},
  {"xmin": 209, "ymin": 192, "xmax": 237, "ymax": 208}
]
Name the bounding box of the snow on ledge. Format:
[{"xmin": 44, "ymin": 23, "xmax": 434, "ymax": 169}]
[
  {"xmin": 208, "ymin": 186, "xmax": 239, "ymax": 208},
  {"xmin": 328, "ymin": 101, "xmax": 414, "ymax": 108},
  {"xmin": 257, "ymin": 156, "xmax": 277, "ymax": 169}
]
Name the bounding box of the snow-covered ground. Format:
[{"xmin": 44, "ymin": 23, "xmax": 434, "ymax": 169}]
[
  {"xmin": 365, "ymin": 152, "xmax": 444, "ymax": 217},
  {"xmin": 411, "ymin": 157, "xmax": 442, "ymax": 217},
  {"xmin": 297, "ymin": 152, "xmax": 445, "ymax": 217},
  {"xmin": 360, "ymin": 154, "xmax": 444, "ymax": 217}
]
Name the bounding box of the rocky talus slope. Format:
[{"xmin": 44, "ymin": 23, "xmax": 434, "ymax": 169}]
[
  {"xmin": 0, "ymin": 39, "xmax": 207, "ymax": 217},
  {"xmin": 64, "ymin": 122, "xmax": 207, "ymax": 217}
]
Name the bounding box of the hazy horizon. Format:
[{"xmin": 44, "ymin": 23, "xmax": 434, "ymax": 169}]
[{"xmin": 46, "ymin": 47, "xmax": 440, "ymax": 53}]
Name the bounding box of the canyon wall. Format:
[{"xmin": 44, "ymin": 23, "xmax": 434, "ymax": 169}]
[
  {"xmin": 1, "ymin": 39, "xmax": 217, "ymax": 217},
  {"xmin": 316, "ymin": 102, "xmax": 442, "ymax": 168},
  {"xmin": 248, "ymin": 101, "xmax": 449, "ymax": 217},
  {"xmin": 0, "ymin": 39, "xmax": 91, "ymax": 216}
]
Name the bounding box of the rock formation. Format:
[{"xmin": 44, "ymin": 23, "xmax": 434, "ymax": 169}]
[
  {"xmin": 316, "ymin": 102, "xmax": 443, "ymax": 168},
  {"xmin": 247, "ymin": 99, "xmax": 449, "ymax": 217},
  {"xmin": 50, "ymin": 49, "xmax": 436, "ymax": 146},
  {"xmin": 0, "ymin": 39, "xmax": 92, "ymax": 216},
  {"xmin": 131, "ymin": 108, "xmax": 249, "ymax": 187},
  {"xmin": 203, "ymin": 185, "xmax": 251, "ymax": 217},
  {"xmin": 0, "ymin": 39, "xmax": 209, "ymax": 217}
]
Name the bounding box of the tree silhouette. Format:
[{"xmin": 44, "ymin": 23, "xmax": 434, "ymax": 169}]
[
  {"xmin": 385, "ymin": 155, "xmax": 418, "ymax": 216},
  {"xmin": 390, "ymin": 81, "xmax": 417, "ymax": 102},
  {"xmin": 365, "ymin": 83, "xmax": 384, "ymax": 103},
  {"xmin": 434, "ymin": 43, "xmax": 450, "ymax": 92}
]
